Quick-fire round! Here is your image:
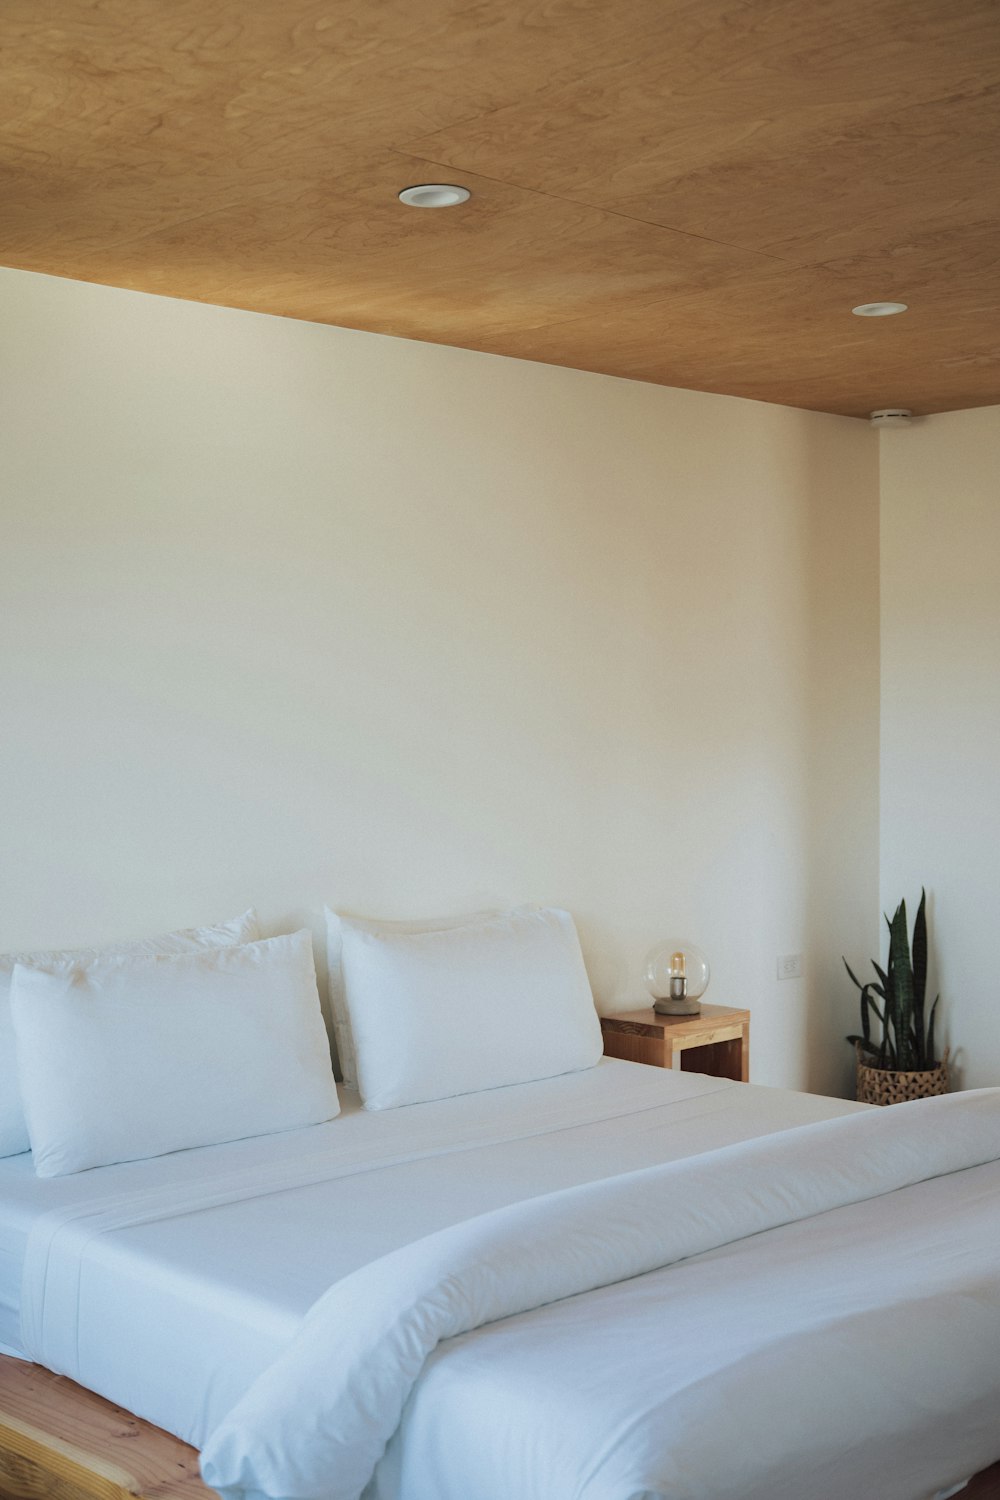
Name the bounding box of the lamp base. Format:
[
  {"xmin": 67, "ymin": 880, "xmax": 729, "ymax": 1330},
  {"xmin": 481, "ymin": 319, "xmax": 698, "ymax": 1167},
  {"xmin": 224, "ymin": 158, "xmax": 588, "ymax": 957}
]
[{"xmin": 653, "ymin": 995, "xmax": 702, "ymax": 1017}]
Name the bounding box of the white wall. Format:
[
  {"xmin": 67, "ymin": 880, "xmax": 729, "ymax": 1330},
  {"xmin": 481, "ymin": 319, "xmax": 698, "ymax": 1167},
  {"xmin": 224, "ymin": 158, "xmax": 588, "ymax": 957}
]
[
  {"xmin": 880, "ymin": 407, "xmax": 1000, "ymax": 1089},
  {"xmin": 0, "ymin": 268, "xmax": 880, "ymax": 1092}
]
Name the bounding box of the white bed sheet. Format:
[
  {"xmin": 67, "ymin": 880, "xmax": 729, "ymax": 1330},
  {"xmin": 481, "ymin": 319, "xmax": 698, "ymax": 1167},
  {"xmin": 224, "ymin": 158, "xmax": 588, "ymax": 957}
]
[{"xmin": 0, "ymin": 1059, "xmax": 864, "ymax": 1447}]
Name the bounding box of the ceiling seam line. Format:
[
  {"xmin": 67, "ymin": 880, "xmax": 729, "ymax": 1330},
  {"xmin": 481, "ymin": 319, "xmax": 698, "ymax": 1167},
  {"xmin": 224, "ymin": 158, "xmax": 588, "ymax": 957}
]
[{"xmin": 385, "ymin": 147, "xmax": 811, "ymax": 269}]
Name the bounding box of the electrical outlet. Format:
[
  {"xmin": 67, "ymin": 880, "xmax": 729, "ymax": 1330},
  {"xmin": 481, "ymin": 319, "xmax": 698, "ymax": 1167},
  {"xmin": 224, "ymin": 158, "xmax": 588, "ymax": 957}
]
[{"xmin": 777, "ymin": 953, "xmax": 803, "ymax": 980}]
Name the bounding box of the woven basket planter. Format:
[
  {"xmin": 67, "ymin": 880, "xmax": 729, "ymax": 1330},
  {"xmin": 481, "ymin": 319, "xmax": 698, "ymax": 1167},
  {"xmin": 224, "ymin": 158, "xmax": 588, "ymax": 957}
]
[{"xmin": 855, "ymin": 1045, "xmax": 950, "ymax": 1106}]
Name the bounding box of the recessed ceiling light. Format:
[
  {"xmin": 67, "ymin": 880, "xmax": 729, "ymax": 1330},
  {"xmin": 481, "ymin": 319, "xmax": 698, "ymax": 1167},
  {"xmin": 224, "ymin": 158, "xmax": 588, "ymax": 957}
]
[
  {"xmin": 852, "ymin": 301, "xmax": 908, "ymax": 317},
  {"xmin": 398, "ymin": 184, "xmax": 471, "ymax": 209}
]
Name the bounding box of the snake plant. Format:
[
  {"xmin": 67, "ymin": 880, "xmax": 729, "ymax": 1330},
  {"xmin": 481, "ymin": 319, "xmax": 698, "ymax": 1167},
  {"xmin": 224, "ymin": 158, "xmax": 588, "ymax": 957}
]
[{"xmin": 844, "ymin": 889, "xmax": 940, "ymax": 1071}]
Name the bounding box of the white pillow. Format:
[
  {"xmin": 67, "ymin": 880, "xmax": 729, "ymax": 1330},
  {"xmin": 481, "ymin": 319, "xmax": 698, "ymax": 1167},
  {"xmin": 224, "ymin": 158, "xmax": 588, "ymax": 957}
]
[
  {"xmin": 10, "ymin": 929, "xmax": 338, "ymax": 1177},
  {"xmin": 325, "ymin": 906, "xmax": 504, "ymax": 1087},
  {"xmin": 0, "ymin": 909, "xmax": 259, "ymax": 1159},
  {"xmin": 338, "ymin": 906, "xmax": 602, "ymax": 1110}
]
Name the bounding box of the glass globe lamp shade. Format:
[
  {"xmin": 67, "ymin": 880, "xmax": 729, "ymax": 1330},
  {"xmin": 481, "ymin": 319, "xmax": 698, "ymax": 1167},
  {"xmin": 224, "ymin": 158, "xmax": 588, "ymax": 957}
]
[{"xmin": 643, "ymin": 942, "xmax": 710, "ymax": 1016}]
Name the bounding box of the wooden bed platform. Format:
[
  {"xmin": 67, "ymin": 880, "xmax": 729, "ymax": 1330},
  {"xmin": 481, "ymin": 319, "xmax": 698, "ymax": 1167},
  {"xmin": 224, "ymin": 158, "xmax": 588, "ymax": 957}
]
[
  {"xmin": 0, "ymin": 1357, "xmax": 209, "ymax": 1499},
  {"xmin": 1, "ymin": 1352, "xmax": 998, "ymax": 1500}
]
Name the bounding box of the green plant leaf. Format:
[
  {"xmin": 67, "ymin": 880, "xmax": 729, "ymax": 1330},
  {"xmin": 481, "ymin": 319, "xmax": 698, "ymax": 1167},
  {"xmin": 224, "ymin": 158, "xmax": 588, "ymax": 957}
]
[
  {"xmin": 881, "ymin": 936, "xmax": 898, "ymax": 1069},
  {"xmin": 843, "ymin": 958, "xmax": 865, "ymax": 992},
  {"xmin": 888, "ymin": 900, "xmax": 916, "ymax": 1069},
  {"xmin": 912, "ymin": 889, "xmax": 928, "ymax": 1066},
  {"xmin": 927, "ymin": 995, "xmax": 940, "ymax": 1067}
]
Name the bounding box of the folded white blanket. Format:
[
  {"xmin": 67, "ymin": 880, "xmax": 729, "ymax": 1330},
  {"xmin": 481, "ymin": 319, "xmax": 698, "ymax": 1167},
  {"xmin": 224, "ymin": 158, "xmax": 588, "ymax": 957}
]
[{"xmin": 201, "ymin": 1091, "xmax": 1000, "ymax": 1500}]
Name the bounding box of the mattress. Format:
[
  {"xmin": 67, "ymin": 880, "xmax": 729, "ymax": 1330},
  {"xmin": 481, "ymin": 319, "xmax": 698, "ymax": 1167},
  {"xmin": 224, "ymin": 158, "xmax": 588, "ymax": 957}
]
[{"xmin": 0, "ymin": 1058, "xmax": 864, "ymax": 1446}]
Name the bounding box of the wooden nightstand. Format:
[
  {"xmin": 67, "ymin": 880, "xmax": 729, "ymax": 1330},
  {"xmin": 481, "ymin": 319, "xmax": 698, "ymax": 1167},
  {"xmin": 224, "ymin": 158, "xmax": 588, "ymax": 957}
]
[{"xmin": 600, "ymin": 1003, "xmax": 750, "ymax": 1082}]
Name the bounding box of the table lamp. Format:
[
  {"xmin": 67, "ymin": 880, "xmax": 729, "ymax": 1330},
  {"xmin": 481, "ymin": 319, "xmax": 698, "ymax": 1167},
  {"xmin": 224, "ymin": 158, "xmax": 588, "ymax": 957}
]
[{"xmin": 643, "ymin": 942, "xmax": 710, "ymax": 1016}]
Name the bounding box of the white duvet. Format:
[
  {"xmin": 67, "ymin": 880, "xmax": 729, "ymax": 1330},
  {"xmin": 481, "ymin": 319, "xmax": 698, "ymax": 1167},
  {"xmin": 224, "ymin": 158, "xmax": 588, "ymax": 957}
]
[{"xmin": 200, "ymin": 1090, "xmax": 1000, "ymax": 1500}]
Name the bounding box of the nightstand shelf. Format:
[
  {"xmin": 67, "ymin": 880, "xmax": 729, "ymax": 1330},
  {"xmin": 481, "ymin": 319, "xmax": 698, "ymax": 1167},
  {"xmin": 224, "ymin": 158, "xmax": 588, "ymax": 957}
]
[{"xmin": 600, "ymin": 1003, "xmax": 750, "ymax": 1082}]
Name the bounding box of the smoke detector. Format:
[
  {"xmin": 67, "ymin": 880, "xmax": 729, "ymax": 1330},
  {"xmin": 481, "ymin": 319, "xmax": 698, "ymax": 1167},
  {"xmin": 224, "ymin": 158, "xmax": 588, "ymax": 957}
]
[{"xmin": 869, "ymin": 408, "xmax": 913, "ymax": 428}]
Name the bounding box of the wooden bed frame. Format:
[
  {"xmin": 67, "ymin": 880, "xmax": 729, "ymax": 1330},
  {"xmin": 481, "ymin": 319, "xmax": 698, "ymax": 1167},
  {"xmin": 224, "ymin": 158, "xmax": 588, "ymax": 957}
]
[
  {"xmin": 0, "ymin": 1357, "xmax": 208, "ymax": 1499},
  {"xmin": 1, "ymin": 1354, "xmax": 998, "ymax": 1500}
]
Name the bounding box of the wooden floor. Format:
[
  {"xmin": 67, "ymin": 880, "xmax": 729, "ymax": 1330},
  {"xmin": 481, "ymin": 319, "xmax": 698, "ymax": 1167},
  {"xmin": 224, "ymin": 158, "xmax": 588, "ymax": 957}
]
[{"xmin": 0, "ymin": 1353, "xmax": 998, "ymax": 1499}]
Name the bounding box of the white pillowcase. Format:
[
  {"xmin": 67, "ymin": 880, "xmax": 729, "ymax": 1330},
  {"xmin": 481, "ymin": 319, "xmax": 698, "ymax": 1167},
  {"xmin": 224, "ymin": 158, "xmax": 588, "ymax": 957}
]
[
  {"xmin": 338, "ymin": 906, "xmax": 602, "ymax": 1110},
  {"xmin": 0, "ymin": 909, "xmax": 259, "ymax": 1159},
  {"xmin": 325, "ymin": 906, "xmax": 504, "ymax": 1088},
  {"xmin": 10, "ymin": 929, "xmax": 338, "ymax": 1177}
]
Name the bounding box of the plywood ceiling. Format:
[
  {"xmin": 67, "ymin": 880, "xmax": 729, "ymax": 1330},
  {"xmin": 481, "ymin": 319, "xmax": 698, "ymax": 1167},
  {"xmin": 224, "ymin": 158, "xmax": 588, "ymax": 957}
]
[{"xmin": 2, "ymin": 0, "xmax": 999, "ymax": 416}]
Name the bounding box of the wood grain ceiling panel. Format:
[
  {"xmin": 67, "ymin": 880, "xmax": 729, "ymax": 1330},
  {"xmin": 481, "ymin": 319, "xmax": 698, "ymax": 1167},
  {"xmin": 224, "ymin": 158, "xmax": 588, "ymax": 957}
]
[
  {"xmin": 1, "ymin": 0, "xmax": 998, "ymax": 415},
  {"xmin": 611, "ymin": 87, "xmax": 1000, "ymax": 268},
  {"xmin": 466, "ymin": 261, "xmax": 1000, "ymax": 417},
  {"xmin": 0, "ymin": 150, "xmax": 779, "ymax": 332},
  {"xmin": 405, "ymin": 1, "xmax": 1000, "ymax": 265}
]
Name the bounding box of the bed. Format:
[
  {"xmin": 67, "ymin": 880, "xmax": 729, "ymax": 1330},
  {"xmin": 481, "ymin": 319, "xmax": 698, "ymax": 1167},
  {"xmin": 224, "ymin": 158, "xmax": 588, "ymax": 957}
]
[
  {"xmin": 2, "ymin": 1061, "xmax": 1000, "ymax": 1500},
  {"xmin": 3, "ymin": 907, "xmax": 1000, "ymax": 1500}
]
